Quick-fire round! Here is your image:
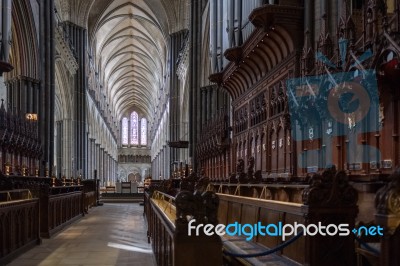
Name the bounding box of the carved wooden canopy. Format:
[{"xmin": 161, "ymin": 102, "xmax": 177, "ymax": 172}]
[{"xmin": 209, "ymin": 5, "xmax": 304, "ymax": 101}]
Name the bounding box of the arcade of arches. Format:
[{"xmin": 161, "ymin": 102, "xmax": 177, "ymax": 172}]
[{"xmin": 1, "ymin": 0, "xmax": 400, "ymax": 266}]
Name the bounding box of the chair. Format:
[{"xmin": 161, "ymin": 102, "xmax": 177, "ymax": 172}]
[{"xmin": 121, "ymin": 182, "xmax": 131, "ymax": 193}]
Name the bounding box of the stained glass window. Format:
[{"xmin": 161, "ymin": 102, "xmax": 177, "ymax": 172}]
[
  {"xmin": 121, "ymin": 117, "xmax": 128, "ymax": 145},
  {"xmin": 141, "ymin": 118, "xmax": 147, "ymax": 145},
  {"xmin": 130, "ymin": 112, "xmax": 139, "ymax": 145}
]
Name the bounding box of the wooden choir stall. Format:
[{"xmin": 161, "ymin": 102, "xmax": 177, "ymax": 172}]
[{"xmin": 0, "ymin": 102, "xmax": 98, "ymax": 264}]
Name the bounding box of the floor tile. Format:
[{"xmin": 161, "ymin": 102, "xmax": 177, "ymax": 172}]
[{"xmin": 7, "ymin": 203, "xmax": 156, "ymax": 266}]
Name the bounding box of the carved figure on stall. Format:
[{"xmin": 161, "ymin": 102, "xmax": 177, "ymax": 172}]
[
  {"xmin": 236, "ymin": 159, "xmax": 247, "ymax": 183},
  {"xmin": 375, "ymin": 168, "xmax": 400, "ymax": 215},
  {"xmin": 229, "ymin": 172, "xmax": 237, "ymax": 183},
  {"xmin": 253, "ymin": 170, "xmax": 262, "ymax": 183},
  {"xmin": 199, "ymin": 167, "xmax": 206, "ymax": 178},
  {"xmin": 302, "ymin": 166, "xmax": 358, "ymax": 207},
  {"xmin": 202, "ymin": 191, "xmax": 219, "ymax": 224},
  {"xmin": 195, "ymin": 175, "xmax": 210, "ymax": 195},
  {"xmin": 247, "ymin": 156, "xmax": 255, "ymax": 182},
  {"xmin": 180, "ymin": 178, "xmax": 191, "ymax": 191},
  {"xmin": 175, "ymin": 191, "xmax": 195, "ymax": 225}
]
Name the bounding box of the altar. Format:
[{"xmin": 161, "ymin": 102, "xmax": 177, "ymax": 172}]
[{"xmin": 115, "ymin": 181, "xmax": 138, "ymax": 193}]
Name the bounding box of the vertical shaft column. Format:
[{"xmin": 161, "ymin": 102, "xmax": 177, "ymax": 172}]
[
  {"xmin": 95, "ymin": 143, "xmax": 100, "ymax": 179},
  {"xmin": 39, "ymin": 0, "xmax": 55, "ymax": 176},
  {"xmin": 90, "ymin": 139, "xmax": 95, "ymax": 177},
  {"xmin": 189, "ymin": 0, "xmax": 204, "ymax": 170}
]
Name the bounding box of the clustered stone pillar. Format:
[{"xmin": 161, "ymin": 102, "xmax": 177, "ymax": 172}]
[
  {"xmin": 38, "ymin": 0, "xmax": 55, "ymax": 176},
  {"xmin": 5, "ymin": 77, "xmax": 40, "ymax": 116},
  {"xmin": 189, "ymin": 0, "xmax": 208, "ymax": 172},
  {"xmin": 151, "ymin": 152, "xmax": 161, "ymax": 179},
  {"xmin": 95, "ymin": 143, "xmax": 100, "ymax": 184},
  {"xmin": 0, "ymin": 0, "xmax": 14, "ymax": 107},
  {"xmin": 168, "ymin": 30, "xmax": 187, "ymax": 176},
  {"xmin": 87, "ymin": 138, "xmax": 92, "ymax": 178},
  {"xmin": 99, "ymin": 147, "xmax": 104, "ymax": 185},
  {"xmin": 62, "ymin": 21, "xmax": 88, "ymax": 178}
]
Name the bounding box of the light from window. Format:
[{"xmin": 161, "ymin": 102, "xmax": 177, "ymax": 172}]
[
  {"xmin": 122, "ymin": 117, "xmax": 128, "ymax": 145},
  {"xmin": 131, "ymin": 111, "xmax": 139, "ymax": 145},
  {"xmin": 141, "ymin": 118, "xmax": 147, "ymax": 145}
]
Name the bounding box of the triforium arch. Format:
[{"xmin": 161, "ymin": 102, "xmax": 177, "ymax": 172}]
[
  {"xmin": 7, "ymin": 0, "xmax": 39, "ymax": 80},
  {"xmin": 5, "ymin": 0, "xmax": 40, "ymax": 112}
]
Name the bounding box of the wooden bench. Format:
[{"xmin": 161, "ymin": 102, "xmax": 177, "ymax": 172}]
[
  {"xmin": 144, "ymin": 168, "xmax": 360, "ymax": 265},
  {"xmin": 215, "ymin": 168, "xmax": 359, "ymax": 266},
  {"xmin": 0, "ymin": 190, "xmax": 40, "ymax": 265},
  {"xmin": 82, "ymin": 180, "xmax": 97, "ymax": 212},
  {"xmin": 207, "ymin": 183, "xmax": 308, "ymax": 203},
  {"xmin": 145, "ymin": 191, "xmax": 222, "ymax": 266},
  {"xmin": 217, "ymin": 193, "xmax": 304, "ymax": 265},
  {"xmin": 217, "ymin": 191, "xmax": 358, "ymax": 265},
  {"xmin": 222, "ymin": 234, "xmax": 301, "ymax": 266}
]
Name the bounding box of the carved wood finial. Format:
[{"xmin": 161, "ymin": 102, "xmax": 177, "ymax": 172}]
[
  {"xmin": 302, "ymin": 166, "xmax": 358, "ymax": 207},
  {"xmin": 175, "ymin": 190, "xmax": 219, "ymax": 226},
  {"xmin": 375, "ymin": 168, "xmax": 400, "ymax": 215}
]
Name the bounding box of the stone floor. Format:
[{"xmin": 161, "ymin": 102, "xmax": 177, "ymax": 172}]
[{"xmin": 8, "ymin": 203, "xmax": 156, "ymax": 266}]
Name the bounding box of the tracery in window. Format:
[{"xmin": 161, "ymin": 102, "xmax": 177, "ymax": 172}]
[
  {"xmin": 130, "ymin": 111, "xmax": 139, "ymax": 145},
  {"xmin": 141, "ymin": 118, "xmax": 147, "ymax": 145},
  {"xmin": 121, "ymin": 117, "xmax": 128, "ymax": 145}
]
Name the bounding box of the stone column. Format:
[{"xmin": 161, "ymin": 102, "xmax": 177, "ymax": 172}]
[
  {"xmin": 160, "ymin": 149, "xmax": 164, "ymax": 179},
  {"xmin": 189, "ymin": 0, "xmax": 205, "ymax": 170},
  {"xmin": 65, "ymin": 21, "xmax": 87, "ymax": 178},
  {"xmin": 88, "ymin": 138, "xmax": 93, "ymax": 178},
  {"xmin": 38, "ymin": 0, "xmax": 55, "ymax": 176},
  {"xmin": 201, "ymin": 88, "xmax": 206, "ymax": 126},
  {"xmin": 102, "ymin": 148, "xmax": 108, "ymax": 185},
  {"xmin": 112, "ymin": 158, "xmax": 118, "ymax": 184},
  {"xmin": 98, "ymin": 145, "xmax": 102, "ymax": 185},
  {"xmin": 104, "ymin": 151, "xmax": 108, "ymax": 184},
  {"xmin": 91, "ymin": 139, "xmax": 95, "ymax": 177},
  {"xmin": 104, "ymin": 150, "xmax": 108, "ymax": 185},
  {"xmin": 0, "ymin": 0, "xmax": 13, "ymax": 108},
  {"xmin": 95, "ymin": 143, "xmax": 100, "ymax": 180},
  {"xmin": 112, "ymin": 158, "xmax": 116, "ymax": 183},
  {"xmin": 62, "ymin": 118, "xmax": 72, "ymax": 177},
  {"xmin": 0, "ymin": 77, "xmax": 7, "ymax": 107},
  {"xmin": 108, "ymin": 154, "xmax": 111, "ymax": 184}
]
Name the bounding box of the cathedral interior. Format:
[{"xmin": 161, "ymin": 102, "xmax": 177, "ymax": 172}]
[{"xmin": 1, "ymin": 0, "xmax": 400, "ymax": 265}]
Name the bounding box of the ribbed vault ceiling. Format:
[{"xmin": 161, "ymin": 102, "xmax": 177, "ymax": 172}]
[{"xmin": 89, "ymin": 0, "xmax": 170, "ymax": 121}]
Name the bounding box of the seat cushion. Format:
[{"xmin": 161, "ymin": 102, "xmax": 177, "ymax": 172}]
[{"xmin": 222, "ymin": 235, "xmax": 300, "ymax": 266}]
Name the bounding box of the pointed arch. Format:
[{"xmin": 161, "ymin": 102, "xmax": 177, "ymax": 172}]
[
  {"xmin": 130, "ymin": 111, "xmax": 139, "ymax": 145},
  {"xmin": 141, "ymin": 117, "xmax": 147, "ymax": 145},
  {"xmin": 121, "ymin": 117, "xmax": 128, "ymax": 145}
]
